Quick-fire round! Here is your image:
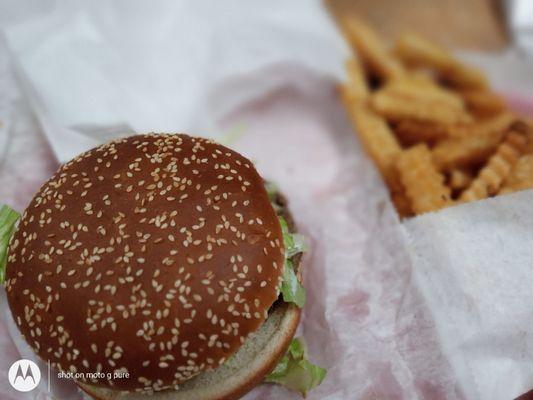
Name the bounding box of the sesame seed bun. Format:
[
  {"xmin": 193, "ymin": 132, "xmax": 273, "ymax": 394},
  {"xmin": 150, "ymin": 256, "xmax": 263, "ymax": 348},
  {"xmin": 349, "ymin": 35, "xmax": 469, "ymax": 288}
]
[
  {"xmin": 78, "ymin": 295, "xmax": 301, "ymax": 400},
  {"xmin": 6, "ymin": 134, "xmax": 289, "ymax": 393},
  {"xmin": 78, "ymin": 192, "xmax": 302, "ymax": 400}
]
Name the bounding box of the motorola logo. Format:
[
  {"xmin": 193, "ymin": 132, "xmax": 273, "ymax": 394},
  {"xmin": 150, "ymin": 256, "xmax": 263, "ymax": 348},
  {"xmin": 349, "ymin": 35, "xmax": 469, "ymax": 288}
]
[{"xmin": 8, "ymin": 359, "xmax": 41, "ymax": 392}]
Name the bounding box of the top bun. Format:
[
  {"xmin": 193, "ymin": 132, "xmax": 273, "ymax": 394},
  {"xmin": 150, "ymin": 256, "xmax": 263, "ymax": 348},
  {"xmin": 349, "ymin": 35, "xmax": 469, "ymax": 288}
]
[{"xmin": 6, "ymin": 134, "xmax": 285, "ymax": 392}]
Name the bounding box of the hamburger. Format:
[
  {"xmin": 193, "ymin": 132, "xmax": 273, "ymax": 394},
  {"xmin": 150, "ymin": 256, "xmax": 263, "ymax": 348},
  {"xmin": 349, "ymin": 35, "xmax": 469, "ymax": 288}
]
[{"xmin": 1, "ymin": 134, "xmax": 325, "ymax": 399}]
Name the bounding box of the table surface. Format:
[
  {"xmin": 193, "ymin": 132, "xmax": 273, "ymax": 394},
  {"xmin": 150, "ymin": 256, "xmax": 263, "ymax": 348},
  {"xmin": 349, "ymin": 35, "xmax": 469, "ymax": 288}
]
[{"xmin": 327, "ymin": 0, "xmax": 508, "ymax": 51}]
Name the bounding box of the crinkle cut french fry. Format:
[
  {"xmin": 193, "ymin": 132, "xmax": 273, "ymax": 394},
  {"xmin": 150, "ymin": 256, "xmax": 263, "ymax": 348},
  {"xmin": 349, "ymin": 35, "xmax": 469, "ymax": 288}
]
[
  {"xmin": 432, "ymin": 132, "xmax": 503, "ymax": 171},
  {"xmin": 459, "ymin": 89, "xmax": 507, "ymax": 117},
  {"xmin": 385, "ymin": 165, "xmax": 413, "ymax": 218},
  {"xmin": 341, "ymin": 15, "xmax": 405, "ymax": 81},
  {"xmin": 395, "ymin": 32, "xmax": 455, "ymax": 71},
  {"xmin": 500, "ymin": 155, "xmax": 533, "ymax": 194},
  {"xmin": 395, "ymin": 32, "xmax": 488, "ymax": 90},
  {"xmin": 448, "ymin": 168, "xmax": 473, "ymax": 191},
  {"xmin": 341, "ymin": 87, "xmax": 401, "ymax": 180},
  {"xmin": 394, "ymin": 120, "xmax": 449, "ymax": 145},
  {"xmin": 508, "ymin": 119, "xmax": 533, "ymax": 153},
  {"xmin": 447, "ymin": 112, "xmax": 515, "ymax": 138},
  {"xmin": 444, "ymin": 65, "xmax": 488, "ymax": 91},
  {"xmin": 371, "ymin": 89, "xmax": 471, "ymax": 125},
  {"xmin": 433, "ymin": 114, "xmax": 516, "ymax": 170},
  {"xmin": 391, "ymin": 189, "xmax": 413, "ymax": 218},
  {"xmin": 387, "ymin": 79, "xmax": 465, "ymax": 111},
  {"xmin": 460, "ymin": 131, "xmax": 527, "ymax": 202},
  {"xmin": 396, "ymin": 144, "xmax": 452, "ymax": 214},
  {"xmin": 404, "ymin": 70, "xmax": 438, "ymax": 87},
  {"xmin": 523, "ymin": 127, "xmax": 533, "ymax": 154},
  {"xmin": 345, "ymin": 58, "xmax": 370, "ymax": 103}
]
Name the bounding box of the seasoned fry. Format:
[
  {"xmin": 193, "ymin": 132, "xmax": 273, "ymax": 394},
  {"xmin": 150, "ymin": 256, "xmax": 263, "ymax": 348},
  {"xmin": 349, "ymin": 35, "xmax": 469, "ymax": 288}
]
[
  {"xmin": 345, "ymin": 58, "xmax": 370, "ymax": 103},
  {"xmin": 341, "ymin": 87, "xmax": 401, "ymax": 181},
  {"xmin": 396, "ymin": 144, "xmax": 452, "ymax": 214},
  {"xmin": 448, "ymin": 168, "xmax": 474, "ymax": 191},
  {"xmin": 395, "ymin": 32, "xmax": 488, "ymax": 90},
  {"xmin": 387, "ymin": 166, "xmax": 413, "ymax": 218},
  {"xmin": 444, "ymin": 65, "xmax": 489, "ymax": 91},
  {"xmin": 395, "ymin": 32, "xmax": 455, "ymax": 71},
  {"xmin": 459, "ymin": 89, "xmax": 507, "ymax": 117},
  {"xmin": 387, "ymin": 79, "xmax": 465, "ymax": 111},
  {"xmin": 394, "ymin": 120, "xmax": 449, "ymax": 145},
  {"xmin": 432, "ymin": 131, "xmax": 504, "ymax": 171},
  {"xmin": 447, "ymin": 112, "xmax": 515, "ymax": 138},
  {"xmin": 433, "ymin": 114, "xmax": 516, "ymax": 170},
  {"xmin": 371, "ymin": 89, "xmax": 472, "ymax": 125},
  {"xmin": 405, "ymin": 70, "xmax": 439, "ymax": 87},
  {"xmin": 460, "ymin": 131, "xmax": 528, "ymax": 201},
  {"xmin": 341, "ymin": 15, "xmax": 405, "ymax": 81},
  {"xmin": 508, "ymin": 119, "xmax": 533, "ymax": 153},
  {"xmin": 391, "ymin": 188, "xmax": 413, "ymax": 218},
  {"xmin": 500, "ymin": 155, "xmax": 533, "ymax": 194}
]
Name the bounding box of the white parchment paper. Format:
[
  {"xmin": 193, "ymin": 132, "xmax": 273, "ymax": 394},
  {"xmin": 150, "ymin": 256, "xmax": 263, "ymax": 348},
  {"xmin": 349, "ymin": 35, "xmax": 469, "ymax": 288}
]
[
  {"xmin": 403, "ymin": 192, "xmax": 533, "ymax": 400},
  {"xmin": 1, "ymin": 0, "xmax": 348, "ymax": 163}
]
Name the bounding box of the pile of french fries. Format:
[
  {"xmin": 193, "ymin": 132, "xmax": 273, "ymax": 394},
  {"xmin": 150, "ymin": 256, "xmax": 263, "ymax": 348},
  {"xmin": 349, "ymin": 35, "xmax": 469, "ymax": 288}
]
[{"xmin": 340, "ymin": 16, "xmax": 533, "ymax": 218}]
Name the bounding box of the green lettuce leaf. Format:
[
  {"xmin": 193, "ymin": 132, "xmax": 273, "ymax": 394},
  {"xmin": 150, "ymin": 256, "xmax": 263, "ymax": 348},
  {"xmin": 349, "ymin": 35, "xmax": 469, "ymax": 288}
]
[
  {"xmin": 278, "ymin": 216, "xmax": 307, "ymax": 307},
  {"xmin": 281, "ymin": 259, "xmax": 306, "ymax": 308},
  {"xmin": 278, "ymin": 216, "xmax": 293, "ymax": 248},
  {"xmin": 279, "ymin": 216, "xmax": 308, "ymax": 258},
  {"xmin": 287, "ymin": 233, "xmax": 307, "ymax": 258},
  {"xmin": 265, "ymin": 338, "xmax": 327, "ymax": 397},
  {"xmin": 0, "ymin": 205, "xmax": 20, "ymax": 284}
]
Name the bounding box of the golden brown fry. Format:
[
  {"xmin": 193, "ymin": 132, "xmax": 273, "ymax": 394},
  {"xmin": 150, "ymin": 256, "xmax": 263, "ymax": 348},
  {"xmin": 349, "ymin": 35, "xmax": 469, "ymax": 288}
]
[
  {"xmin": 460, "ymin": 131, "xmax": 527, "ymax": 202},
  {"xmin": 396, "ymin": 144, "xmax": 452, "ymax": 214},
  {"xmin": 444, "ymin": 65, "xmax": 488, "ymax": 91},
  {"xmin": 509, "ymin": 119, "xmax": 533, "ymax": 154},
  {"xmin": 500, "ymin": 155, "xmax": 533, "ymax": 194},
  {"xmin": 447, "ymin": 112, "xmax": 515, "ymax": 138},
  {"xmin": 459, "ymin": 89, "xmax": 507, "ymax": 117},
  {"xmin": 433, "ymin": 114, "xmax": 517, "ymax": 170},
  {"xmin": 341, "ymin": 15, "xmax": 405, "ymax": 81},
  {"xmin": 391, "ymin": 188, "xmax": 413, "ymax": 218},
  {"xmin": 387, "ymin": 78, "xmax": 465, "ymax": 111},
  {"xmin": 394, "ymin": 120, "xmax": 449, "ymax": 145},
  {"xmin": 386, "ymin": 165, "xmax": 413, "ymax": 218},
  {"xmin": 341, "ymin": 87, "xmax": 401, "ymax": 182},
  {"xmin": 432, "ymin": 132, "xmax": 504, "ymax": 171},
  {"xmin": 448, "ymin": 168, "xmax": 474, "ymax": 192},
  {"xmin": 395, "ymin": 32, "xmax": 488, "ymax": 90},
  {"xmin": 405, "ymin": 69, "xmax": 438, "ymax": 87},
  {"xmin": 345, "ymin": 58, "xmax": 370, "ymax": 103},
  {"xmin": 395, "ymin": 32, "xmax": 454, "ymax": 70},
  {"xmin": 371, "ymin": 89, "xmax": 472, "ymax": 125}
]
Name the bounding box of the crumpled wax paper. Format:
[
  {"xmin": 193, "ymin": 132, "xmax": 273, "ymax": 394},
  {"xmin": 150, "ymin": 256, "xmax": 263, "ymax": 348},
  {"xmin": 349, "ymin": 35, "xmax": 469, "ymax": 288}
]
[
  {"xmin": 403, "ymin": 190, "xmax": 533, "ymax": 400},
  {"xmin": 0, "ymin": 0, "xmax": 348, "ymax": 163},
  {"xmin": 1, "ymin": 1, "xmax": 533, "ymax": 399}
]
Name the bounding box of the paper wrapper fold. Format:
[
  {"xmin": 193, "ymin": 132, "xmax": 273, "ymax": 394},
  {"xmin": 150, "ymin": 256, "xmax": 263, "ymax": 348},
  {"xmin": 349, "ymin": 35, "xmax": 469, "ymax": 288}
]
[{"xmin": 403, "ymin": 191, "xmax": 533, "ymax": 400}]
